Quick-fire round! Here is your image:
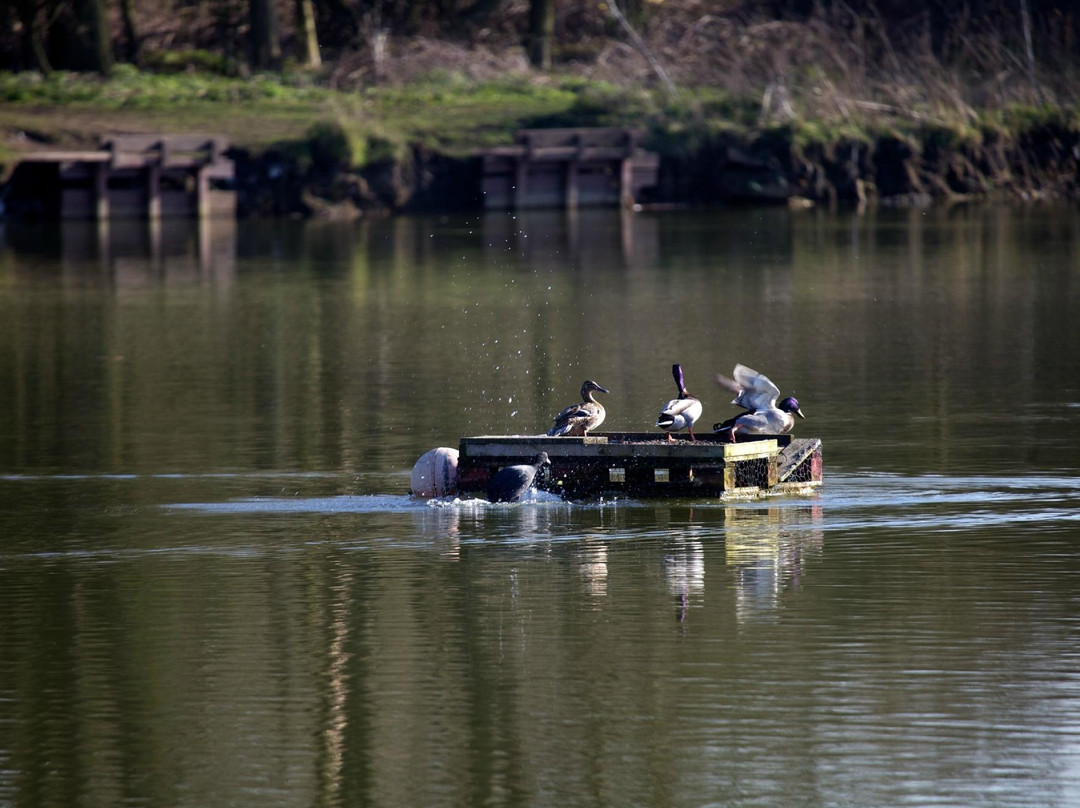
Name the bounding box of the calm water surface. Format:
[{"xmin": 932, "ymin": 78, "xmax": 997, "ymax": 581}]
[{"xmin": 1, "ymin": 206, "xmax": 1079, "ymax": 807}]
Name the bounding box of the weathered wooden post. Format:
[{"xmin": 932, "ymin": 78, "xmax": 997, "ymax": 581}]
[
  {"xmin": 196, "ymin": 137, "xmax": 220, "ymax": 218},
  {"xmin": 93, "ymin": 161, "xmax": 109, "ymax": 220},
  {"xmin": 619, "ymin": 130, "xmax": 636, "ymax": 208},
  {"xmin": 196, "ymin": 167, "xmax": 210, "ymax": 218},
  {"xmin": 514, "ymin": 131, "xmax": 531, "ymax": 210},
  {"xmin": 565, "ymin": 161, "xmax": 579, "ymax": 209},
  {"xmin": 147, "ymin": 159, "xmax": 162, "ymax": 220},
  {"xmin": 565, "ymin": 132, "xmax": 581, "ymax": 209}
]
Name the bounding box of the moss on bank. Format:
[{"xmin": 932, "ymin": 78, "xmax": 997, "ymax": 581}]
[{"xmin": 2, "ymin": 68, "xmax": 1079, "ymax": 215}]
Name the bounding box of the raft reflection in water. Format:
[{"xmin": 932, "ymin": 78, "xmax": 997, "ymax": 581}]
[
  {"xmin": 724, "ymin": 504, "xmax": 824, "ymax": 621},
  {"xmin": 410, "ymin": 500, "xmax": 824, "ymax": 625}
]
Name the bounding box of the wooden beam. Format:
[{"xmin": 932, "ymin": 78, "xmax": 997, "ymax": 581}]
[
  {"xmin": 619, "ymin": 157, "xmax": 634, "ymax": 208},
  {"xmin": 196, "ymin": 167, "xmax": 210, "ymax": 218},
  {"xmin": 146, "ymin": 162, "xmax": 161, "ymax": 220},
  {"xmin": 565, "ymin": 160, "xmax": 579, "ymax": 209},
  {"xmin": 514, "ymin": 157, "xmax": 529, "ymax": 209},
  {"xmin": 94, "ymin": 162, "xmax": 109, "ymax": 220}
]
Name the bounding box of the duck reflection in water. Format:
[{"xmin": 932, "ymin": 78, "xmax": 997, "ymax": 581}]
[{"xmin": 664, "ymin": 536, "xmax": 706, "ymax": 623}]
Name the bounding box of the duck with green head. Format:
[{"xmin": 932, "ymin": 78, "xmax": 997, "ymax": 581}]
[
  {"xmin": 655, "ymin": 364, "xmax": 703, "ymax": 442},
  {"xmin": 713, "ymin": 364, "xmax": 805, "ymax": 442}
]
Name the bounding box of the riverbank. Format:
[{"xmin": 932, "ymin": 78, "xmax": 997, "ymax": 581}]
[{"xmin": 2, "ymin": 67, "xmax": 1079, "ymax": 217}]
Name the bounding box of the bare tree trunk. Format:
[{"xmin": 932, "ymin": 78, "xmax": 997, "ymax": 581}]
[
  {"xmin": 1019, "ymin": 0, "xmax": 1036, "ymax": 75},
  {"xmin": 526, "ymin": 0, "xmax": 554, "ymax": 71},
  {"xmin": 459, "ymin": 0, "xmax": 503, "ymax": 28},
  {"xmin": 250, "ymin": 0, "xmax": 282, "ymax": 70},
  {"xmin": 296, "ymin": 0, "xmax": 322, "ymax": 68},
  {"xmin": 323, "ymin": 0, "xmax": 361, "ymax": 42},
  {"xmin": 14, "ymin": 0, "xmax": 53, "ymax": 74},
  {"xmin": 120, "ymin": 0, "xmax": 141, "ymax": 65},
  {"xmin": 69, "ymin": 0, "xmax": 113, "ymax": 74},
  {"xmin": 605, "ymin": 0, "xmax": 679, "ymax": 101}
]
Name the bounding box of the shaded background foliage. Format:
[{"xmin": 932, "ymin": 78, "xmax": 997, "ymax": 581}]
[
  {"xmin": 1, "ymin": 0, "xmax": 1078, "ymax": 107},
  {"xmin": 3, "ymin": 0, "xmax": 1080, "ymax": 213}
]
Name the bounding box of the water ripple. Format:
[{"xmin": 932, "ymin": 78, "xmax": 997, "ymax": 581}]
[{"xmin": 166, "ymin": 494, "xmax": 422, "ymax": 514}]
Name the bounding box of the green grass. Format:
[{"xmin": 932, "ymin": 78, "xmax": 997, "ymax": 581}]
[
  {"xmin": 0, "ymin": 67, "xmax": 722, "ymax": 162},
  {"xmin": 2, "ymin": 66, "xmax": 1079, "ymax": 171},
  {"xmin": 0, "ymin": 68, "xmax": 623, "ymax": 160}
]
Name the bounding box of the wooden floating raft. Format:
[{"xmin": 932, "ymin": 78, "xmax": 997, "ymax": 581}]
[{"xmin": 456, "ymin": 433, "xmax": 822, "ymax": 500}]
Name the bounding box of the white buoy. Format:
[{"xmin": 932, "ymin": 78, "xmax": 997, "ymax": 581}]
[{"xmin": 410, "ymin": 447, "xmax": 459, "ymax": 497}]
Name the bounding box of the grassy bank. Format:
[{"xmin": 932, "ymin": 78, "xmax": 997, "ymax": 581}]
[
  {"xmin": 0, "ymin": 66, "xmax": 660, "ymax": 167},
  {"xmin": 2, "ymin": 64, "xmax": 1080, "ymax": 210},
  {"xmin": 6, "ymin": 63, "xmax": 1071, "ymax": 159}
]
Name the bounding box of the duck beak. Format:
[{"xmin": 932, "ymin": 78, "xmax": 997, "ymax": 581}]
[
  {"xmin": 597, "ymin": 385, "xmax": 610, "ymax": 394},
  {"xmin": 796, "ymin": 408, "xmax": 805, "ymax": 419}
]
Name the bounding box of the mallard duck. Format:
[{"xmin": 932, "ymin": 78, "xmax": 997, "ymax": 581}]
[
  {"xmin": 547, "ymin": 380, "xmax": 610, "ymax": 436},
  {"xmin": 713, "ymin": 364, "xmax": 804, "ymax": 442},
  {"xmin": 487, "ymin": 452, "xmax": 551, "ymax": 502},
  {"xmin": 655, "ymin": 364, "xmax": 703, "ymax": 442}
]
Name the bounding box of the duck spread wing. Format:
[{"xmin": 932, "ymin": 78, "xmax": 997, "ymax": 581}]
[{"xmin": 718, "ymin": 364, "xmax": 780, "ymax": 411}]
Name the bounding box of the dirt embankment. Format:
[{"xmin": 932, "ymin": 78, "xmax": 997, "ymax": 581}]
[
  {"xmin": 4, "ymin": 122, "xmax": 1077, "ymax": 219},
  {"xmin": 228, "ymin": 122, "xmax": 1080, "ymax": 218},
  {"xmin": 654, "ymin": 124, "xmax": 1080, "ymax": 208}
]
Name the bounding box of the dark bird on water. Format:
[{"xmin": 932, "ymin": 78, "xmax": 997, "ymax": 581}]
[
  {"xmin": 487, "ymin": 452, "xmax": 551, "ymax": 503},
  {"xmin": 547, "ymin": 380, "xmax": 610, "ymax": 436},
  {"xmin": 655, "ymin": 364, "xmax": 703, "ymax": 441}
]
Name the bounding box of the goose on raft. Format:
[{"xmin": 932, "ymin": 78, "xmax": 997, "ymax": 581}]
[
  {"xmin": 655, "ymin": 363, "xmax": 703, "ymax": 442},
  {"xmin": 487, "ymin": 452, "xmax": 551, "ymax": 503},
  {"xmin": 547, "ymin": 380, "xmax": 610, "ymax": 436},
  {"xmin": 713, "ymin": 363, "xmax": 804, "ymax": 442}
]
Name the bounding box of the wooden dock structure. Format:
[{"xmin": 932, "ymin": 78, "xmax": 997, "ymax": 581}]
[
  {"xmin": 5, "ymin": 134, "xmax": 235, "ymax": 220},
  {"xmin": 457, "ymin": 433, "xmax": 822, "ymax": 500},
  {"xmin": 481, "ymin": 128, "xmax": 659, "ymax": 210}
]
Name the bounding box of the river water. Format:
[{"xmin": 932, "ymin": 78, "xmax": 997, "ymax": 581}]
[{"xmin": 1, "ymin": 206, "xmax": 1079, "ymax": 807}]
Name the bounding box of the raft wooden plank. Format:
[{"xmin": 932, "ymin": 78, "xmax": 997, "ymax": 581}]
[
  {"xmin": 460, "ymin": 433, "xmax": 786, "ymax": 447},
  {"xmin": 464, "ymin": 443, "xmax": 615, "ymax": 458},
  {"xmin": 455, "ymin": 432, "xmax": 816, "ymax": 499},
  {"xmin": 463, "ymin": 434, "xmax": 608, "ymax": 444},
  {"xmin": 777, "ymin": 438, "xmax": 823, "ymax": 483},
  {"xmin": 20, "ymin": 151, "xmax": 112, "ymax": 163},
  {"xmin": 721, "ymin": 440, "xmax": 778, "ymax": 460},
  {"xmin": 460, "ymin": 435, "xmax": 777, "ymax": 461}
]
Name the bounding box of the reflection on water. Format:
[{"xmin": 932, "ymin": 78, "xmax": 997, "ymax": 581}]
[
  {"xmin": 577, "ymin": 540, "xmax": 610, "ymax": 598},
  {"xmin": 2, "ymin": 216, "xmax": 237, "ymax": 287},
  {"xmin": 724, "ymin": 504, "xmax": 825, "ymax": 621},
  {"xmin": 3, "ymin": 205, "xmax": 1078, "ymax": 479},
  {"xmin": 1, "ymin": 468, "xmax": 1079, "ymax": 807},
  {"xmin": 664, "ymin": 536, "xmax": 704, "ymax": 622},
  {"xmin": 2, "ymin": 208, "xmax": 1080, "ymax": 807}
]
